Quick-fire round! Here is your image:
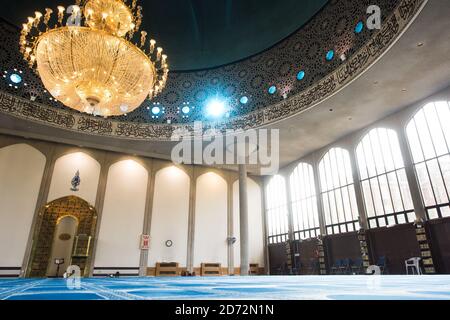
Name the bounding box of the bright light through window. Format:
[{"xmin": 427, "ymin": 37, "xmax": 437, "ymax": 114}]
[
  {"xmin": 319, "ymin": 147, "xmax": 359, "ymax": 235},
  {"xmin": 356, "ymin": 128, "xmax": 415, "ymax": 228},
  {"xmin": 266, "ymin": 175, "xmax": 289, "ymax": 244},
  {"xmin": 406, "ymin": 101, "xmax": 450, "ymax": 220},
  {"xmin": 289, "ymin": 163, "xmax": 320, "ymax": 240}
]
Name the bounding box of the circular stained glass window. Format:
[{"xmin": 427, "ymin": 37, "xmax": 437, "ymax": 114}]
[
  {"xmin": 297, "ymin": 71, "xmax": 305, "ymax": 81},
  {"xmin": 268, "ymin": 86, "xmax": 277, "ymax": 95},
  {"xmin": 326, "ymin": 50, "xmax": 335, "ymax": 61},
  {"xmin": 355, "ymin": 21, "xmax": 364, "ymax": 33}
]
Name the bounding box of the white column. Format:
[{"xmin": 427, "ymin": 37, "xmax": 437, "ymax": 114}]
[
  {"xmin": 348, "ymin": 150, "xmax": 369, "ymax": 229},
  {"xmin": 139, "ymin": 160, "xmax": 155, "ymax": 276},
  {"xmin": 312, "ymin": 156, "xmax": 327, "ymax": 235},
  {"xmin": 284, "ymin": 173, "xmax": 295, "ymax": 240},
  {"xmin": 186, "ymin": 166, "xmax": 196, "ymax": 273},
  {"xmin": 239, "ymin": 164, "xmax": 249, "ymax": 275}
]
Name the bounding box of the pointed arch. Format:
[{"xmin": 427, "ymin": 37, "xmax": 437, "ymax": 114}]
[
  {"xmin": 28, "ymin": 196, "xmax": 97, "ymax": 277},
  {"xmin": 94, "ymin": 159, "xmax": 148, "ymax": 270},
  {"xmin": 194, "ymin": 172, "xmax": 228, "ymax": 267},
  {"xmin": 48, "ymin": 152, "xmax": 101, "ymax": 204},
  {"xmin": 0, "ymin": 144, "xmax": 46, "ymax": 271},
  {"xmin": 148, "ymin": 166, "xmax": 190, "ymax": 267}
]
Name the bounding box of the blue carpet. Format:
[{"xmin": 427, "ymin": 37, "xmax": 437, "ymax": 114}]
[{"xmin": 1, "ymin": 276, "xmax": 450, "ymax": 300}]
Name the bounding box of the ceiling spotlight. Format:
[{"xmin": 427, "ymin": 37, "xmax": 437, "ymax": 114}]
[
  {"xmin": 240, "ymin": 96, "xmax": 249, "ymax": 104},
  {"xmin": 151, "ymin": 106, "xmax": 161, "ymax": 115},
  {"xmin": 9, "ymin": 73, "xmax": 22, "ymax": 84},
  {"xmin": 206, "ymin": 99, "xmax": 227, "ymax": 118},
  {"xmin": 181, "ymin": 106, "xmax": 190, "ymax": 114}
]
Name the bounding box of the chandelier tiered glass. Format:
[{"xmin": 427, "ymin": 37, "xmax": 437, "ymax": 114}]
[{"xmin": 20, "ymin": 0, "xmax": 169, "ymax": 117}]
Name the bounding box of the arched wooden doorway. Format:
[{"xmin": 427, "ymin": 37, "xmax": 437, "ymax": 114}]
[{"xmin": 27, "ymin": 196, "xmax": 97, "ymax": 277}]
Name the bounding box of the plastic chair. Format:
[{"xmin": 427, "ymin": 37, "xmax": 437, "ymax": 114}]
[
  {"xmin": 339, "ymin": 258, "xmax": 351, "ymax": 275},
  {"xmin": 405, "ymin": 257, "xmax": 422, "ymax": 275},
  {"xmin": 351, "ymin": 258, "xmax": 364, "ymax": 275},
  {"xmin": 376, "ymin": 256, "xmax": 387, "ymax": 274},
  {"xmin": 331, "ymin": 259, "xmax": 342, "ymax": 274},
  {"xmin": 309, "ymin": 259, "xmax": 319, "ymax": 275}
]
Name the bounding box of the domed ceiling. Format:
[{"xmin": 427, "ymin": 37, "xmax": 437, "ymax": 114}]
[
  {"xmin": 1, "ymin": 0, "xmax": 328, "ymax": 71},
  {"xmin": 0, "ymin": 0, "xmax": 427, "ymax": 141}
]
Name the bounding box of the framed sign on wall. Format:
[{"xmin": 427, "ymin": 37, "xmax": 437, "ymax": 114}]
[{"xmin": 140, "ymin": 235, "xmax": 150, "ymax": 250}]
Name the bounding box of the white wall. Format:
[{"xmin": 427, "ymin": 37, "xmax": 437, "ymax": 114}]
[
  {"xmin": 233, "ymin": 178, "xmax": 265, "ymax": 267},
  {"xmin": 194, "ymin": 173, "xmax": 228, "ymax": 267},
  {"xmin": 0, "ymin": 144, "xmax": 46, "ymax": 267},
  {"xmin": 48, "ymin": 152, "xmax": 100, "ymax": 204},
  {"xmin": 95, "ymin": 160, "xmax": 148, "ymax": 268},
  {"xmin": 148, "ymin": 166, "xmax": 190, "ymax": 267}
]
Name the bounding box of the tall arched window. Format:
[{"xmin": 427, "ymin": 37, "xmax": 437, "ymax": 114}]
[
  {"xmin": 356, "ymin": 128, "xmax": 415, "ymax": 228},
  {"xmin": 406, "ymin": 101, "xmax": 450, "ymax": 220},
  {"xmin": 266, "ymin": 175, "xmax": 289, "ymax": 244},
  {"xmin": 319, "ymin": 148, "xmax": 359, "ymax": 235},
  {"xmin": 289, "ymin": 163, "xmax": 320, "ymax": 240}
]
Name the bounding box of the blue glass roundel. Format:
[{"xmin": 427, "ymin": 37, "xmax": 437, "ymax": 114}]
[
  {"xmin": 181, "ymin": 106, "xmax": 190, "ymax": 114},
  {"xmin": 297, "ymin": 71, "xmax": 305, "ymax": 81},
  {"xmin": 151, "ymin": 106, "xmax": 161, "ymax": 115},
  {"xmin": 326, "ymin": 50, "xmax": 334, "ymax": 61},
  {"xmin": 10, "ymin": 73, "xmax": 22, "ymax": 84},
  {"xmin": 268, "ymin": 86, "xmax": 277, "ymax": 95},
  {"xmin": 355, "ymin": 21, "xmax": 364, "ymax": 33},
  {"xmin": 240, "ymin": 96, "xmax": 248, "ymax": 104}
]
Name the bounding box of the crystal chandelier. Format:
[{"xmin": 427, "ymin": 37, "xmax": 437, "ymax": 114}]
[{"xmin": 20, "ymin": 0, "xmax": 169, "ymax": 117}]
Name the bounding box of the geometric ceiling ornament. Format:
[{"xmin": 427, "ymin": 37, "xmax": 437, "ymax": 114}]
[
  {"xmin": 19, "ymin": 0, "xmax": 168, "ymax": 117},
  {"xmin": 0, "ymin": 0, "xmax": 427, "ymax": 139}
]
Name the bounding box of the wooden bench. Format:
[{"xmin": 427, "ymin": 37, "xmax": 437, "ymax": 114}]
[
  {"xmin": 201, "ymin": 263, "xmax": 221, "ymax": 276},
  {"xmin": 155, "ymin": 262, "xmax": 180, "ymax": 276}
]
